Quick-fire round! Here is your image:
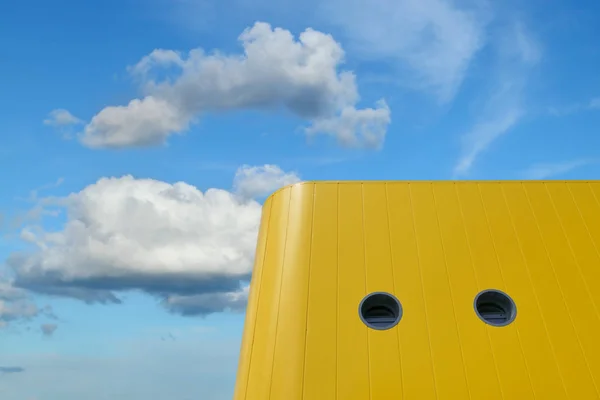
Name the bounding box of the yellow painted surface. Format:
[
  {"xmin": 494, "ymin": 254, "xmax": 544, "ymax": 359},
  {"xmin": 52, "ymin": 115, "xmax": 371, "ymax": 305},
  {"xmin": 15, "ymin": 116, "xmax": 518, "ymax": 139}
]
[{"xmin": 234, "ymin": 181, "xmax": 600, "ymax": 400}]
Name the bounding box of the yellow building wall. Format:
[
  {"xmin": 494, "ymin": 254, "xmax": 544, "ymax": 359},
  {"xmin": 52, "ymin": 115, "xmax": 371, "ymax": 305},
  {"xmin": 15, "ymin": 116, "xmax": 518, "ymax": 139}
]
[{"xmin": 233, "ymin": 181, "xmax": 600, "ymax": 400}]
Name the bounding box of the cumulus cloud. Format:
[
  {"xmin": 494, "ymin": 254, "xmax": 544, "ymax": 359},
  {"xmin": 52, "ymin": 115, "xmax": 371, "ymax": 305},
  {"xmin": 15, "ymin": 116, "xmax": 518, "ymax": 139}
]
[
  {"xmin": 41, "ymin": 323, "xmax": 58, "ymax": 337},
  {"xmin": 43, "ymin": 109, "xmax": 82, "ymax": 127},
  {"xmin": 76, "ymin": 22, "xmax": 390, "ymax": 149},
  {"xmin": 306, "ymin": 100, "xmax": 390, "ymax": 148},
  {"xmin": 233, "ymin": 164, "xmax": 301, "ymax": 199},
  {"xmin": 81, "ymin": 97, "xmax": 189, "ymax": 148},
  {"xmin": 160, "ymin": 0, "xmax": 488, "ymax": 102},
  {"xmin": 454, "ymin": 22, "xmax": 541, "ymax": 176},
  {"xmin": 8, "ymin": 176, "xmax": 261, "ymax": 313},
  {"xmin": 6, "ymin": 165, "xmax": 296, "ymax": 315},
  {"xmin": 323, "ymin": 0, "xmax": 488, "ymax": 103}
]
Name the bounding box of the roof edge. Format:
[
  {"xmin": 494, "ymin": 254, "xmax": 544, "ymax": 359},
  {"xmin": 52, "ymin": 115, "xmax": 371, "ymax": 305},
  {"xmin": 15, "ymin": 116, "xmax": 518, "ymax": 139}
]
[{"xmin": 264, "ymin": 179, "xmax": 600, "ymax": 203}]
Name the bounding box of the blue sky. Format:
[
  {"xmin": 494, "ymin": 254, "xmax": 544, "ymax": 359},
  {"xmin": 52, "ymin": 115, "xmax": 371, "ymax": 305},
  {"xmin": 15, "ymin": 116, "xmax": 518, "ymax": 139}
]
[{"xmin": 1, "ymin": 0, "xmax": 600, "ymax": 398}]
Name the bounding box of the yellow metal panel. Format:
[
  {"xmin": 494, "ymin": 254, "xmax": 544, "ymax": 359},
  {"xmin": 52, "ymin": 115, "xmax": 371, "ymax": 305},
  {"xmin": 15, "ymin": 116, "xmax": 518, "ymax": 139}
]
[
  {"xmin": 386, "ymin": 183, "xmax": 437, "ymax": 399},
  {"xmin": 245, "ymin": 187, "xmax": 291, "ymax": 399},
  {"xmin": 303, "ymin": 183, "xmax": 338, "ymax": 399},
  {"xmin": 563, "ymin": 183, "xmax": 600, "ymax": 311},
  {"xmin": 410, "ymin": 182, "xmax": 470, "ymax": 399},
  {"xmin": 234, "ymin": 181, "xmax": 600, "ymax": 400},
  {"xmin": 362, "ymin": 184, "xmax": 403, "ymax": 398},
  {"xmin": 526, "ymin": 183, "xmax": 600, "ymax": 391},
  {"xmin": 233, "ymin": 196, "xmax": 272, "ymax": 400},
  {"xmin": 479, "ymin": 183, "xmax": 568, "ymax": 399},
  {"xmin": 270, "ymin": 183, "xmax": 315, "ymax": 399},
  {"xmin": 503, "ymin": 182, "xmax": 598, "ymax": 398},
  {"xmin": 456, "ymin": 183, "xmax": 535, "ymax": 399},
  {"xmin": 433, "ymin": 182, "xmax": 504, "ymax": 400},
  {"xmin": 337, "ymin": 183, "xmax": 370, "ymax": 400}
]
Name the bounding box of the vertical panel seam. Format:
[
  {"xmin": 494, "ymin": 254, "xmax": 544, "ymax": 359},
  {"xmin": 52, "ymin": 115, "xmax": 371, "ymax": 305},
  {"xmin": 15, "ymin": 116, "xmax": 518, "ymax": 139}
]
[
  {"xmin": 243, "ymin": 198, "xmax": 274, "ymax": 399},
  {"xmin": 335, "ymin": 183, "xmax": 339, "ymax": 400},
  {"xmin": 476, "ymin": 183, "xmax": 534, "ymax": 399},
  {"xmin": 432, "ymin": 183, "xmax": 472, "ymax": 400},
  {"xmin": 501, "ymin": 184, "xmax": 569, "ymax": 397},
  {"xmin": 301, "ymin": 184, "xmax": 316, "ymax": 400},
  {"xmin": 267, "ymin": 188, "xmax": 293, "ymax": 400},
  {"xmin": 360, "ymin": 183, "xmax": 373, "ymax": 400},
  {"xmin": 547, "ymin": 183, "xmax": 600, "ymax": 325},
  {"xmin": 385, "ymin": 182, "xmax": 404, "ymax": 399},
  {"xmin": 523, "ymin": 183, "xmax": 600, "ymax": 397},
  {"xmin": 587, "ymin": 182, "xmax": 600, "ymax": 211},
  {"xmin": 571, "ymin": 183, "xmax": 600, "ymax": 264},
  {"xmin": 408, "ymin": 183, "xmax": 440, "ymax": 400},
  {"xmin": 457, "ymin": 183, "xmax": 505, "ymax": 398}
]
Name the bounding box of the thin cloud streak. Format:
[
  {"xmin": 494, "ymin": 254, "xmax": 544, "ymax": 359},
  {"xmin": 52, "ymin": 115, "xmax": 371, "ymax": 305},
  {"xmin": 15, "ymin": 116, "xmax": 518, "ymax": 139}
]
[
  {"xmin": 454, "ymin": 21, "xmax": 541, "ymax": 176},
  {"xmin": 522, "ymin": 159, "xmax": 596, "ymax": 180}
]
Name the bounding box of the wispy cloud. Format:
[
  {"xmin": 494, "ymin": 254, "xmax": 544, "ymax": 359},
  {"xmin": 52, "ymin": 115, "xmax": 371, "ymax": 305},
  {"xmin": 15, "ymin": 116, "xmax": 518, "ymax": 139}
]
[
  {"xmin": 454, "ymin": 21, "xmax": 541, "ymax": 176},
  {"xmin": 43, "ymin": 109, "xmax": 82, "ymax": 127},
  {"xmin": 41, "ymin": 323, "xmax": 58, "ymax": 337},
  {"xmin": 322, "ymin": 0, "xmax": 488, "ymax": 103},
  {"xmin": 0, "ymin": 279, "xmax": 45, "ymax": 328},
  {"xmin": 19, "ymin": 177, "xmax": 65, "ymax": 203},
  {"xmin": 0, "ymin": 366, "xmax": 24, "ymax": 374},
  {"xmin": 548, "ymin": 97, "xmax": 600, "ymax": 116},
  {"xmin": 454, "ymin": 108, "xmax": 523, "ymax": 176},
  {"xmin": 43, "ymin": 110, "xmax": 83, "ymax": 140},
  {"xmin": 522, "ymin": 159, "xmax": 596, "ymax": 179}
]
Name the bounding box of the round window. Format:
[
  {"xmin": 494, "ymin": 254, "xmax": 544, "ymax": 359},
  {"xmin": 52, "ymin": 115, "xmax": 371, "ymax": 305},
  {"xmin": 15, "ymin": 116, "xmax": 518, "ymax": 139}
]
[
  {"xmin": 359, "ymin": 292, "xmax": 402, "ymax": 330},
  {"xmin": 474, "ymin": 289, "xmax": 517, "ymax": 327}
]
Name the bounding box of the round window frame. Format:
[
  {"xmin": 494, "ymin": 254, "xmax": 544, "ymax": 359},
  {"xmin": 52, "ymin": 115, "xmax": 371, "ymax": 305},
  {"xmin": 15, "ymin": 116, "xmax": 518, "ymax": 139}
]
[
  {"xmin": 358, "ymin": 291, "xmax": 403, "ymax": 331},
  {"xmin": 474, "ymin": 289, "xmax": 517, "ymax": 327}
]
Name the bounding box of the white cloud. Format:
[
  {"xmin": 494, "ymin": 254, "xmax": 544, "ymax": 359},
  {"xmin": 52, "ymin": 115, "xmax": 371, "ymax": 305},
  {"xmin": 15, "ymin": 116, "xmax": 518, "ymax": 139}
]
[
  {"xmin": 0, "ymin": 300, "xmax": 38, "ymax": 321},
  {"xmin": 306, "ymin": 100, "xmax": 391, "ymax": 148},
  {"xmin": 511, "ymin": 21, "xmax": 542, "ymax": 65},
  {"xmin": 78, "ymin": 22, "xmax": 390, "ymax": 149},
  {"xmin": 9, "ymin": 176, "xmax": 261, "ymax": 308},
  {"xmin": 7, "ymin": 165, "xmax": 296, "ymax": 315},
  {"xmin": 454, "ymin": 22, "xmax": 541, "ymax": 176},
  {"xmin": 164, "ymin": 285, "xmax": 249, "ymax": 316},
  {"xmin": 0, "ymin": 280, "xmax": 56, "ymax": 328},
  {"xmin": 0, "ymin": 280, "xmax": 27, "ymax": 301},
  {"xmin": 43, "ymin": 109, "xmax": 82, "ymax": 127},
  {"xmin": 454, "ymin": 97, "xmax": 523, "ymax": 176},
  {"xmin": 40, "ymin": 323, "xmax": 58, "ymax": 337},
  {"xmin": 322, "ymin": 0, "xmax": 488, "ymax": 103},
  {"xmin": 127, "ymin": 49, "xmax": 185, "ymax": 77},
  {"xmin": 0, "ymin": 281, "xmax": 40, "ymax": 327},
  {"xmin": 548, "ymin": 97, "xmax": 600, "ymax": 116},
  {"xmin": 233, "ymin": 164, "xmax": 301, "ymax": 199},
  {"xmin": 81, "ymin": 97, "xmax": 189, "ymax": 148},
  {"xmin": 522, "ymin": 159, "xmax": 595, "ymax": 180}
]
